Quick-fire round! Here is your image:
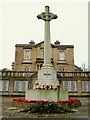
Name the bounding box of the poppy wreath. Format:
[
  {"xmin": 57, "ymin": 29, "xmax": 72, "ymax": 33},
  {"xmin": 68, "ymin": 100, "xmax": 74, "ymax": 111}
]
[{"xmin": 12, "ymin": 98, "xmax": 81, "ymax": 113}]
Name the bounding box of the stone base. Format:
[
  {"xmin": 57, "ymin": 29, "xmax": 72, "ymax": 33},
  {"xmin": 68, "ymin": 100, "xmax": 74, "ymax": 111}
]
[
  {"xmin": 25, "ymin": 90, "xmax": 68, "ymax": 102},
  {"xmin": 37, "ymin": 65, "xmax": 59, "ymax": 85}
]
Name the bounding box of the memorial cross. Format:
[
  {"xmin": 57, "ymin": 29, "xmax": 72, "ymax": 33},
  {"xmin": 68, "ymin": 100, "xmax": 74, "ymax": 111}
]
[{"xmin": 37, "ymin": 6, "xmax": 58, "ymax": 67}]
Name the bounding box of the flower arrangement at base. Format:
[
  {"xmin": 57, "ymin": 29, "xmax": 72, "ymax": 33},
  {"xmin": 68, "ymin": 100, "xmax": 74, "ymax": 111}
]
[
  {"xmin": 58, "ymin": 98, "xmax": 81, "ymax": 109},
  {"xmin": 12, "ymin": 98, "xmax": 81, "ymax": 113},
  {"xmin": 12, "ymin": 98, "xmax": 25, "ymax": 108},
  {"xmin": 12, "ymin": 98, "xmax": 49, "ymax": 109}
]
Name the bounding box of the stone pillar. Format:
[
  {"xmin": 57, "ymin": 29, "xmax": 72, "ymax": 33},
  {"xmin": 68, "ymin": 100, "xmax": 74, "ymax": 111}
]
[
  {"xmin": 8, "ymin": 78, "xmax": 14, "ymax": 96},
  {"xmin": 77, "ymin": 79, "xmax": 82, "ymax": 96}
]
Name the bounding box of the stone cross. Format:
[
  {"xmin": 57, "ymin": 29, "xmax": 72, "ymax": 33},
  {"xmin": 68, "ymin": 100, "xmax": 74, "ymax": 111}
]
[{"xmin": 37, "ymin": 6, "xmax": 58, "ymax": 67}]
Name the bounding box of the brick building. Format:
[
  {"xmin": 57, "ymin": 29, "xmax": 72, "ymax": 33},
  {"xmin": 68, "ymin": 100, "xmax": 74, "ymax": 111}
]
[{"xmin": 12, "ymin": 40, "xmax": 81, "ymax": 72}]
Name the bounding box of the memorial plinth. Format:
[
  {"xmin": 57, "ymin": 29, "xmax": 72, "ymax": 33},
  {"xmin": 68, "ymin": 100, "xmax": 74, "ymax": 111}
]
[
  {"xmin": 26, "ymin": 90, "xmax": 68, "ymax": 102},
  {"xmin": 38, "ymin": 67, "xmax": 58, "ymax": 85}
]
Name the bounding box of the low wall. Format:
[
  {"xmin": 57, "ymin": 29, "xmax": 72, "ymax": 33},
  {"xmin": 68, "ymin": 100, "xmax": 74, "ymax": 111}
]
[{"xmin": 0, "ymin": 71, "xmax": 90, "ymax": 96}]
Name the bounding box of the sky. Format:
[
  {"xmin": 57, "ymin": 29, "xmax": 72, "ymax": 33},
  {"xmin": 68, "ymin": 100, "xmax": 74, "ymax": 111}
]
[{"xmin": 0, "ymin": 0, "xmax": 88, "ymax": 70}]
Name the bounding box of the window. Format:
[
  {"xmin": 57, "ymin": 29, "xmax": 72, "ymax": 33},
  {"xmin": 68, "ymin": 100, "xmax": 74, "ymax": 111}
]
[
  {"xmin": 0, "ymin": 80, "xmax": 9, "ymax": 91},
  {"xmin": 37, "ymin": 64, "xmax": 42, "ymax": 71},
  {"xmin": 59, "ymin": 51, "xmax": 65, "ymax": 60},
  {"xmin": 82, "ymin": 81, "xmax": 90, "ymax": 92},
  {"xmin": 63, "ymin": 81, "xmax": 77, "ymax": 92},
  {"xmin": 23, "ymin": 66, "xmax": 30, "ymax": 76},
  {"xmin": 14, "ymin": 81, "xmax": 28, "ymax": 92},
  {"xmin": 24, "ymin": 66, "xmax": 30, "ymax": 71},
  {"xmin": 60, "ymin": 68, "xmax": 64, "ymax": 76},
  {"xmin": 60, "ymin": 68, "xmax": 64, "ymax": 72},
  {"xmin": 24, "ymin": 49, "xmax": 30, "ymax": 60},
  {"xmin": 41, "ymin": 49, "xmax": 44, "ymax": 58}
]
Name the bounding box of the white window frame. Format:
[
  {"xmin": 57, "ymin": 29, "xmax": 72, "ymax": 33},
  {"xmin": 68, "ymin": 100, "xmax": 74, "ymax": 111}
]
[
  {"xmin": 59, "ymin": 51, "xmax": 65, "ymax": 60},
  {"xmin": 14, "ymin": 81, "xmax": 28, "ymax": 92},
  {"xmin": 0, "ymin": 80, "xmax": 9, "ymax": 91},
  {"xmin": 63, "ymin": 81, "xmax": 77, "ymax": 92},
  {"xmin": 24, "ymin": 49, "xmax": 30, "ymax": 61},
  {"xmin": 82, "ymin": 81, "xmax": 90, "ymax": 92}
]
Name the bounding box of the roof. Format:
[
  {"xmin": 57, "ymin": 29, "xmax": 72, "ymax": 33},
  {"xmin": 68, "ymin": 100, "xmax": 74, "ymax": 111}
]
[{"xmin": 15, "ymin": 41, "xmax": 74, "ymax": 48}]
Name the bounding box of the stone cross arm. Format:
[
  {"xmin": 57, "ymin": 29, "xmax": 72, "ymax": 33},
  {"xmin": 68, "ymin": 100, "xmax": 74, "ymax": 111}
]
[{"xmin": 37, "ymin": 6, "xmax": 58, "ymax": 21}]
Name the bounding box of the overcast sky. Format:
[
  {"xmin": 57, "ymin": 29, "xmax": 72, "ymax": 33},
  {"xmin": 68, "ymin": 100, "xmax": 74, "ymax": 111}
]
[{"xmin": 0, "ymin": 0, "xmax": 88, "ymax": 70}]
